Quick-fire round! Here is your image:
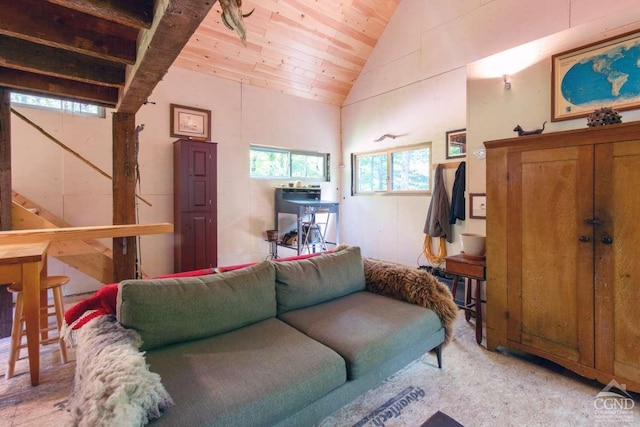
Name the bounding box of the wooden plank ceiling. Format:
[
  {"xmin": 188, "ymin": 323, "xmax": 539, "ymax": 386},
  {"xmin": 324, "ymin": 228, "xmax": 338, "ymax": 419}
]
[
  {"xmin": 0, "ymin": 0, "xmax": 399, "ymax": 109},
  {"xmin": 176, "ymin": 0, "xmax": 400, "ymax": 106},
  {"xmin": 0, "ymin": 0, "xmax": 216, "ymax": 113}
]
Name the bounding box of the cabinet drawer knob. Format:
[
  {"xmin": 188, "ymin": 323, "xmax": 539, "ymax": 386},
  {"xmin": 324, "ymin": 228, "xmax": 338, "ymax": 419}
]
[
  {"xmin": 601, "ymin": 235, "xmax": 613, "ymax": 245},
  {"xmin": 579, "ymin": 235, "xmax": 591, "ymax": 243}
]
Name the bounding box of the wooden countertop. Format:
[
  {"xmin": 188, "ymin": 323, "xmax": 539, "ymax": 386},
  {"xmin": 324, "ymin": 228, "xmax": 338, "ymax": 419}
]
[{"xmin": 0, "ymin": 241, "xmax": 50, "ymax": 265}]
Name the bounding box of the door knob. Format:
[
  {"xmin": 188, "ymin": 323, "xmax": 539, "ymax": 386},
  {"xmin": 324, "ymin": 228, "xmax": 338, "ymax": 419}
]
[
  {"xmin": 601, "ymin": 235, "xmax": 613, "ymax": 245},
  {"xmin": 579, "ymin": 235, "xmax": 591, "ymax": 243}
]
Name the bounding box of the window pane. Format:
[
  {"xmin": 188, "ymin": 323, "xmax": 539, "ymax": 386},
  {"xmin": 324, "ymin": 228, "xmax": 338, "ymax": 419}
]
[
  {"xmin": 357, "ymin": 153, "xmax": 387, "ymax": 192},
  {"xmin": 291, "ymin": 153, "xmax": 324, "ymax": 179},
  {"xmin": 250, "ymin": 149, "xmax": 290, "ymax": 178},
  {"xmin": 391, "ymin": 147, "xmax": 430, "ymax": 191},
  {"xmin": 250, "ymin": 146, "xmax": 328, "ymax": 181},
  {"xmin": 353, "ymin": 143, "xmax": 431, "ymax": 195},
  {"xmin": 10, "ymin": 92, "xmax": 104, "ymax": 117}
]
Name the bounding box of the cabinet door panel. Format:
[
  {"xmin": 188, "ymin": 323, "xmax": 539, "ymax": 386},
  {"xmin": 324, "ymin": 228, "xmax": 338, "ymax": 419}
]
[
  {"xmin": 188, "ymin": 144, "xmax": 215, "ymax": 212},
  {"xmin": 507, "ymin": 146, "xmax": 594, "ymax": 366},
  {"xmin": 596, "ymin": 141, "xmax": 640, "ymax": 380},
  {"xmin": 180, "ymin": 212, "xmax": 216, "ymax": 271}
]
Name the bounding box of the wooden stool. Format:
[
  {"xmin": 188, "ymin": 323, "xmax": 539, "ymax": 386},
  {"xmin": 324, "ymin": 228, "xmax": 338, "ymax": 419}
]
[{"xmin": 5, "ymin": 275, "xmax": 70, "ymax": 379}]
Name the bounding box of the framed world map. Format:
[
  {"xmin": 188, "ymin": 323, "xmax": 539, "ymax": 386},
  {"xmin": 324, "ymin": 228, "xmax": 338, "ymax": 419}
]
[{"xmin": 551, "ymin": 29, "xmax": 640, "ymax": 122}]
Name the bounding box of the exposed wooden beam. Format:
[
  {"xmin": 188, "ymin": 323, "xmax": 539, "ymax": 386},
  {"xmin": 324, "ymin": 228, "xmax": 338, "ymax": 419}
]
[
  {"xmin": 0, "ymin": 35, "xmax": 125, "ymax": 88},
  {"xmin": 44, "ymin": 0, "xmax": 154, "ymax": 30},
  {"xmin": 0, "ymin": 88, "xmax": 9, "ymax": 232},
  {"xmin": 0, "ymin": 0, "xmax": 137, "ymax": 65},
  {"xmin": 117, "ymin": 0, "xmax": 218, "ymax": 113},
  {"xmin": 0, "ymin": 68, "xmax": 118, "ymax": 107},
  {"xmin": 0, "ymin": 88, "xmax": 10, "ymax": 338},
  {"xmin": 112, "ymin": 112, "xmax": 138, "ymax": 281}
]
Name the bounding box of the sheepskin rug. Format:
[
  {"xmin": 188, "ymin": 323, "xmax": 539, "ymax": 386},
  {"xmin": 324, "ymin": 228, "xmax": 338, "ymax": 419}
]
[
  {"xmin": 66, "ymin": 315, "xmax": 173, "ymax": 426},
  {"xmin": 363, "ymin": 258, "xmax": 459, "ymax": 345}
]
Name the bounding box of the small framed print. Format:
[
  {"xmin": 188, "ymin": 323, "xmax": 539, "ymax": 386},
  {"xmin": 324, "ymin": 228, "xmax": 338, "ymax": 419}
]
[
  {"xmin": 469, "ymin": 193, "xmax": 487, "ymax": 219},
  {"xmin": 170, "ymin": 104, "xmax": 211, "ymax": 140},
  {"xmin": 446, "ymin": 128, "xmax": 466, "ymax": 159}
]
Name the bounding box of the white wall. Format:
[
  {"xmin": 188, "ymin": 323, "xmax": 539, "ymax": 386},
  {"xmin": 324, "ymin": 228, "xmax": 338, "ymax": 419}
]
[
  {"xmin": 340, "ymin": 0, "xmax": 640, "ymax": 266},
  {"xmin": 11, "ymin": 67, "xmax": 340, "ymax": 294},
  {"xmin": 466, "ymin": 12, "xmax": 640, "ymax": 237},
  {"xmin": 10, "ymin": 0, "xmax": 640, "ymax": 293}
]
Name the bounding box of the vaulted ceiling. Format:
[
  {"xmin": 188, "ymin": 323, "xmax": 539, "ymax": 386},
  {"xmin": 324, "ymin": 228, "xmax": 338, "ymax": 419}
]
[
  {"xmin": 0, "ymin": 0, "xmax": 399, "ymax": 110},
  {"xmin": 175, "ymin": 0, "xmax": 400, "ymax": 105}
]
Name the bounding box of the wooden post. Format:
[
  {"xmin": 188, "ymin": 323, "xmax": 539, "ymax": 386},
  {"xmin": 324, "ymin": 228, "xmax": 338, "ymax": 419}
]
[
  {"xmin": 0, "ymin": 87, "xmax": 12, "ymax": 337},
  {"xmin": 112, "ymin": 112, "xmax": 137, "ymax": 281}
]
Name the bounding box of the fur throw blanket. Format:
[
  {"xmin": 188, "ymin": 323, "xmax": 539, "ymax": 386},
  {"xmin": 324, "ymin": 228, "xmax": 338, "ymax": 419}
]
[
  {"xmin": 363, "ymin": 258, "xmax": 458, "ymax": 344},
  {"xmin": 67, "ymin": 315, "xmax": 173, "ymax": 426}
]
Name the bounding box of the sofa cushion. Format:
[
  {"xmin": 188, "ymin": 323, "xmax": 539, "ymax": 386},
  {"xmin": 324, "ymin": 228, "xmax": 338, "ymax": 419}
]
[
  {"xmin": 145, "ymin": 318, "xmax": 346, "ymax": 427},
  {"xmin": 117, "ymin": 261, "xmax": 276, "ymax": 351},
  {"xmin": 274, "ymin": 245, "xmax": 365, "ymax": 314},
  {"xmin": 278, "ymin": 291, "xmax": 443, "ymax": 380}
]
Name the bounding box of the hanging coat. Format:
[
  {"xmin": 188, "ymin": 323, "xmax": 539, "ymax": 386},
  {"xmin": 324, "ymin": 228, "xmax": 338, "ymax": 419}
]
[
  {"xmin": 449, "ymin": 161, "xmax": 466, "ymax": 224},
  {"xmin": 424, "ymin": 164, "xmax": 452, "ymax": 243}
]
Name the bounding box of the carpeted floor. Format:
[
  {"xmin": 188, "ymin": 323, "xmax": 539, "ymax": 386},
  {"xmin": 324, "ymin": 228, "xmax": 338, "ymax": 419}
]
[
  {"xmin": 1, "ymin": 308, "xmax": 639, "ymax": 426},
  {"xmin": 317, "ymin": 317, "xmax": 640, "ymax": 427}
]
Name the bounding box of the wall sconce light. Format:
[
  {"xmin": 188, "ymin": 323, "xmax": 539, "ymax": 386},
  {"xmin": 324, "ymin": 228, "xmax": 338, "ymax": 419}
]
[
  {"xmin": 474, "ymin": 146, "xmax": 486, "ymax": 159},
  {"xmin": 503, "ymin": 75, "xmax": 511, "ymax": 90}
]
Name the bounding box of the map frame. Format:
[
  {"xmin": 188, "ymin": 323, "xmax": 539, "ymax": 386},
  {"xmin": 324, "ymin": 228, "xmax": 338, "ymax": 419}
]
[{"xmin": 551, "ymin": 29, "xmax": 640, "ymax": 122}]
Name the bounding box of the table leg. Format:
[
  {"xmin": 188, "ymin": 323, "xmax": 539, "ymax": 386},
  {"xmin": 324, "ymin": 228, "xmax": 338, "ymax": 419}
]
[
  {"xmin": 22, "ymin": 261, "xmax": 41, "ymax": 386},
  {"xmin": 475, "ymin": 279, "xmax": 483, "ymax": 345},
  {"xmin": 450, "ymin": 276, "xmax": 459, "ymax": 302},
  {"xmin": 464, "ymin": 278, "xmax": 472, "ymax": 321}
]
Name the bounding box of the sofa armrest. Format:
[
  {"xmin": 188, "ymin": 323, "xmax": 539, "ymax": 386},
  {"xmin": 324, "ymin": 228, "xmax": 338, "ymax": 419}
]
[{"xmin": 363, "ymin": 258, "xmax": 458, "ymax": 344}]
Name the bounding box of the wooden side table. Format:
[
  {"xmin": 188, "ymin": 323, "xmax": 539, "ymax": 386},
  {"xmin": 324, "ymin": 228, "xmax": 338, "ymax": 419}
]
[{"xmin": 445, "ymin": 253, "xmax": 486, "ymax": 345}]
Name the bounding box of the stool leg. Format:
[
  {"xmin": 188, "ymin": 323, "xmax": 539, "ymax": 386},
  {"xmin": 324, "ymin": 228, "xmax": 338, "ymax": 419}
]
[
  {"xmin": 5, "ymin": 294, "xmax": 24, "ymax": 380},
  {"xmin": 51, "ymin": 287, "xmax": 68, "ymax": 364},
  {"xmin": 40, "ymin": 289, "xmax": 49, "ymax": 341}
]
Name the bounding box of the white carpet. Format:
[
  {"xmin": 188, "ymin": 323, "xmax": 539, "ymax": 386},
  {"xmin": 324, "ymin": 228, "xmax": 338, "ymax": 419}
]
[{"xmin": 317, "ymin": 316, "xmax": 640, "ymax": 427}]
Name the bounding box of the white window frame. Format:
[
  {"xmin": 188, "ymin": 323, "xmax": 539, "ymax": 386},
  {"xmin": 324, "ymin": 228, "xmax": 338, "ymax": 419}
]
[
  {"xmin": 352, "ymin": 142, "xmax": 432, "ymax": 195},
  {"xmin": 250, "ymin": 145, "xmax": 329, "ymax": 181}
]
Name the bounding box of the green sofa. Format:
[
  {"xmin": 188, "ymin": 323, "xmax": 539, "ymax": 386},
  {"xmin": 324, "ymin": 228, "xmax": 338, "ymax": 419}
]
[{"xmin": 113, "ymin": 246, "xmax": 454, "ymax": 426}]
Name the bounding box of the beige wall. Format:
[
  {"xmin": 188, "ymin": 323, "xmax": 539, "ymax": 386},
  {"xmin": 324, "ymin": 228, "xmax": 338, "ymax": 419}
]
[
  {"xmin": 11, "ymin": 67, "xmax": 340, "ymax": 295},
  {"xmin": 10, "ymin": 0, "xmax": 640, "ymax": 293},
  {"xmin": 340, "ymin": 0, "xmax": 640, "ymax": 266}
]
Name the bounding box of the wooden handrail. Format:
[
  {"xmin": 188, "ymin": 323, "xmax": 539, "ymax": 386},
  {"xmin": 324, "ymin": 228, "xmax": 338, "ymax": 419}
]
[
  {"xmin": 11, "ymin": 108, "xmax": 152, "ymax": 207},
  {"xmin": 0, "ymin": 223, "xmax": 173, "ymax": 245}
]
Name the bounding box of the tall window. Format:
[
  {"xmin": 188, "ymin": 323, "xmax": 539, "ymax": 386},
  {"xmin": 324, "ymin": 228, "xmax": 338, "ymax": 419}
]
[
  {"xmin": 353, "ymin": 143, "xmax": 431, "ymax": 194},
  {"xmin": 250, "ymin": 145, "xmax": 329, "ymax": 181},
  {"xmin": 10, "ymin": 92, "xmax": 105, "ymax": 118}
]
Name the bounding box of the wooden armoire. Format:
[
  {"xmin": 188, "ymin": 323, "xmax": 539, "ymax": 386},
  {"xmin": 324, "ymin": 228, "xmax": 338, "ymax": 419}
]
[
  {"xmin": 173, "ymin": 139, "xmax": 217, "ymax": 272},
  {"xmin": 485, "ymin": 121, "xmax": 640, "ymax": 392}
]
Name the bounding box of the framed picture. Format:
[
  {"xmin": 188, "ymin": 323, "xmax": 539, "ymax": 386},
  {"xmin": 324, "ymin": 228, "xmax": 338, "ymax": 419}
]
[
  {"xmin": 446, "ymin": 128, "xmax": 466, "ymax": 159},
  {"xmin": 551, "ymin": 29, "xmax": 640, "ymax": 121},
  {"xmin": 170, "ymin": 104, "xmax": 211, "ymax": 140},
  {"xmin": 469, "ymin": 193, "xmax": 486, "ymax": 219}
]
